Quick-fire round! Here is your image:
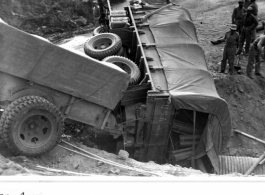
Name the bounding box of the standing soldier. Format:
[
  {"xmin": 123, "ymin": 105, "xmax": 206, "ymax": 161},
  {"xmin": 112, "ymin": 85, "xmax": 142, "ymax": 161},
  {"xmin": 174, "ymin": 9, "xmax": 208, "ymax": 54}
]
[
  {"xmin": 93, "ymin": 0, "xmax": 101, "ymax": 28},
  {"xmin": 220, "ymin": 24, "xmax": 239, "ymax": 75},
  {"xmin": 246, "ymin": 35, "xmax": 265, "ymax": 79},
  {"xmin": 236, "ymin": 6, "xmax": 258, "ymax": 56},
  {"xmin": 232, "ymin": 0, "xmax": 246, "ymax": 34},
  {"xmin": 248, "ymin": 0, "xmax": 258, "ymax": 17},
  {"xmin": 248, "ymin": 0, "xmax": 258, "ymax": 41}
]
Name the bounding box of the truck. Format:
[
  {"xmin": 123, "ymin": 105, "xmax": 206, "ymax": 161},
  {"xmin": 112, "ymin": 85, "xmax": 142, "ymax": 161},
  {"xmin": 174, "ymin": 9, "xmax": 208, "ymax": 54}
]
[{"xmin": 0, "ymin": 0, "xmax": 231, "ymax": 174}]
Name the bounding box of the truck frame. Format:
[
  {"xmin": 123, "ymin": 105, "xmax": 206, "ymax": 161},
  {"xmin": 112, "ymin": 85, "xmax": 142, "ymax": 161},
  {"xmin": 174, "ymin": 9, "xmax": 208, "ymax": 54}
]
[{"xmin": 0, "ymin": 0, "xmax": 231, "ymax": 174}]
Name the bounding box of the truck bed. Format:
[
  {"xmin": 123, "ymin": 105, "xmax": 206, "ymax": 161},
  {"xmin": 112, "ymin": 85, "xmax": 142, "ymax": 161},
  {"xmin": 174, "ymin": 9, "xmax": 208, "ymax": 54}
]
[{"xmin": 0, "ymin": 21, "xmax": 129, "ymax": 110}]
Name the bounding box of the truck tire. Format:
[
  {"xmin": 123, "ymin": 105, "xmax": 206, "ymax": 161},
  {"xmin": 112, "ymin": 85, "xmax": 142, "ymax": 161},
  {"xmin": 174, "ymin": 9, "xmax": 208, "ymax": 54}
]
[
  {"xmin": 116, "ymin": 47, "xmax": 124, "ymax": 57},
  {"xmin": 93, "ymin": 26, "xmax": 107, "ymax": 36},
  {"xmin": 2, "ymin": 96, "xmax": 64, "ymax": 156},
  {"xmin": 84, "ymin": 33, "xmax": 122, "ymax": 60},
  {"xmin": 0, "ymin": 96, "xmax": 36, "ymax": 139},
  {"xmin": 102, "ymin": 56, "xmax": 140, "ymax": 85},
  {"xmin": 0, "ymin": 109, "xmax": 10, "ymax": 139}
]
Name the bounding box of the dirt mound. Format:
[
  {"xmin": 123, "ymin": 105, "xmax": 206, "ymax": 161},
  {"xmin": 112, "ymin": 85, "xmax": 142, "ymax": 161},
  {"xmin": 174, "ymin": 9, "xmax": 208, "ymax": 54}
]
[
  {"xmin": 191, "ymin": 0, "xmax": 265, "ymax": 157},
  {"xmin": 0, "ymin": 0, "xmax": 94, "ymax": 36}
]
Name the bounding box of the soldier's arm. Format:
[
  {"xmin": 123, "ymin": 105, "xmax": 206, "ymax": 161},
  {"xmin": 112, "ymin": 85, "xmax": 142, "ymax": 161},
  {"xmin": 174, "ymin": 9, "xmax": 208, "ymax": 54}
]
[{"xmin": 257, "ymin": 36, "xmax": 265, "ymax": 52}]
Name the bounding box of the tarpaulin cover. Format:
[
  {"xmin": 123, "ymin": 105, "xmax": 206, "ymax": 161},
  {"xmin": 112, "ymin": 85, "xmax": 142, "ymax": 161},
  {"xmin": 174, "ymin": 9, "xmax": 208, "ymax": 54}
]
[
  {"xmin": 147, "ymin": 5, "xmax": 231, "ymax": 172},
  {"xmin": 0, "ymin": 20, "xmax": 129, "ymax": 110}
]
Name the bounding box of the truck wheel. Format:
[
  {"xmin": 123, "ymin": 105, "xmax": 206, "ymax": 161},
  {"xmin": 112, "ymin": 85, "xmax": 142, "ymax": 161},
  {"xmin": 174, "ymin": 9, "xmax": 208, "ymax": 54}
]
[
  {"xmin": 0, "ymin": 96, "xmax": 36, "ymax": 139},
  {"xmin": 2, "ymin": 96, "xmax": 64, "ymax": 156},
  {"xmin": 116, "ymin": 47, "xmax": 124, "ymax": 57},
  {"xmin": 102, "ymin": 56, "xmax": 141, "ymax": 85},
  {"xmin": 0, "ymin": 109, "xmax": 9, "ymax": 139},
  {"xmin": 84, "ymin": 33, "xmax": 122, "ymax": 60},
  {"xmin": 93, "ymin": 26, "xmax": 108, "ymax": 36}
]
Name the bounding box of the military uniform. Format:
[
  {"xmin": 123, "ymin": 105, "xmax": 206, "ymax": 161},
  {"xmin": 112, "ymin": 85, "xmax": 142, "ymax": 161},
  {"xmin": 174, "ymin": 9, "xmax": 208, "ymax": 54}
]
[
  {"xmin": 244, "ymin": 0, "xmax": 251, "ymax": 9},
  {"xmin": 93, "ymin": 4, "xmax": 100, "ymax": 27},
  {"xmin": 248, "ymin": 2, "xmax": 258, "ymax": 17},
  {"xmin": 220, "ymin": 30, "xmax": 239, "ymax": 74},
  {"xmin": 232, "ymin": 6, "xmax": 246, "ymax": 34},
  {"xmin": 246, "ymin": 35, "xmax": 265, "ymax": 78},
  {"xmin": 249, "ymin": 1, "xmax": 258, "ymax": 41},
  {"xmin": 237, "ymin": 11, "xmax": 258, "ymax": 55}
]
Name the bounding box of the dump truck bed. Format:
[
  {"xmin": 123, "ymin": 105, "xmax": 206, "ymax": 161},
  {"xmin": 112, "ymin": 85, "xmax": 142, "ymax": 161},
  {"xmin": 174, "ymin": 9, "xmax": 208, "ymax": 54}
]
[{"xmin": 0, "ymin": 20, "xmax": 129, "ymax": 110}]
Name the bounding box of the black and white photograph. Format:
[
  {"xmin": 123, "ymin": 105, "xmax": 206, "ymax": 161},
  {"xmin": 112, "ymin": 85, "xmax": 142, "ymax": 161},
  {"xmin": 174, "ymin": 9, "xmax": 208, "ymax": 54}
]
[{"xmin": 0, "ymin": 0, "xmax": 265, "ymax": 194}]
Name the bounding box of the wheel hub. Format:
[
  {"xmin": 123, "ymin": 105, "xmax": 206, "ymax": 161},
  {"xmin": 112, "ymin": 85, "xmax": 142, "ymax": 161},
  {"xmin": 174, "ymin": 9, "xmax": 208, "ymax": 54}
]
[{"xmin": 19, "ymin": 114, "xmax": 53, "ymax": 148}]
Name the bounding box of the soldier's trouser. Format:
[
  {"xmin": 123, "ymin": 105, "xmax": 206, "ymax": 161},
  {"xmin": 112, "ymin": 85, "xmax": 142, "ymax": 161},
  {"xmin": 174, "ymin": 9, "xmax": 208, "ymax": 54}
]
[
  {"xmin": 221, "ymin": 47, "xmax": 237, "ymax": 72},
  {"xmin": 251, "ymin": 28, "xmax": 256, "ymax": 43},
  {"xmin": 237, "ymin": 27, "xmax": 252, "ymax": 54},
  {"xmin": 235, "ymin": 19, "xmax": 243, "ymax": 34},
  {"xmin": 246, "ymin": 44, "xmax": 261, "ymax": 75}
]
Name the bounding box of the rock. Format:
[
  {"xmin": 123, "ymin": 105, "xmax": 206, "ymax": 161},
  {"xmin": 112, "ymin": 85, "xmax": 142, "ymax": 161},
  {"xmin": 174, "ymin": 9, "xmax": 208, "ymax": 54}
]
[
  {"xmin": 2, "ymin": 169, "xmax": 22, "ymax": 176},
  {"xmin": 229, "ymin": 148, "xmax": 238, "ymax": 155},
  {"xmin": 118, "ymin": 150, "xmax": 129, "ymax": 160},
  {"xmin": 0, "ymin": 168, "xmax": 3, "ymax": 175},
  {"xmin": 108, "ymin": 167, "xmax": 120, "ymax": 175},
  {"xmin": 73, "ymin": 159, "xmax": 80, "ymax": 169},
  {"xmin": 10, "ymin": 156, "xmax": 29, "ymax": 163},
  {"xmin": 238, "ymin": 85, "xmax": 244, "ymax": 93},
  {"xmin": 97, "ymin": 161, "xmax": 104, "ymax": 167},
  {"xmin": 74, "ymin": 16, "xmax": 87, "ymax": 26},
  {"xmin": 0, "ymin": 161, "xmax": 13, "ymax": 170},
  {"xmin": 11, "ymin": 163, "xmax": 23, "ymax": 171}
]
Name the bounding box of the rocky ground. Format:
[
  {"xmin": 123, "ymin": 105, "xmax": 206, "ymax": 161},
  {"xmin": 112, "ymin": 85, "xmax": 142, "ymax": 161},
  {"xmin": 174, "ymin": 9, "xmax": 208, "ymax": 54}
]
[{"xmin": 0, "ymin": 0, "xmax": 265, "ymax": 177}]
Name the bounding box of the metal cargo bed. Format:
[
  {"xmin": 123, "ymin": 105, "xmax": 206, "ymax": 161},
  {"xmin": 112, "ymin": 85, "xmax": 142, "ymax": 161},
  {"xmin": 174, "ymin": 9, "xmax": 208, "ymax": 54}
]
[{"xmin": 0, "ymin": 21, "xmax": 129, "ymax": 110}]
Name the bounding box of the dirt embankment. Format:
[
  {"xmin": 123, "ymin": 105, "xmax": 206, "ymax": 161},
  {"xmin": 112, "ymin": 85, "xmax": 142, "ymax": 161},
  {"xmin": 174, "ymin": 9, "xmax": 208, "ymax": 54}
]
[
  {"xmin": 185, "ymin": 0, "xmax": 265, "ymax": 157},
  {"xmin": 0, "ymin": 0, "xmax": 94, "ymax": 36}
]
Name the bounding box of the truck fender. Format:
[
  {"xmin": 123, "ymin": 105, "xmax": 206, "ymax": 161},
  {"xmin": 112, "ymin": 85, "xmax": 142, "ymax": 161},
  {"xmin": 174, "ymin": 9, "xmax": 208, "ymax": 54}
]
[{"xmin": 10, "ymin": 88, "xmax": 54, "ymax": 105}]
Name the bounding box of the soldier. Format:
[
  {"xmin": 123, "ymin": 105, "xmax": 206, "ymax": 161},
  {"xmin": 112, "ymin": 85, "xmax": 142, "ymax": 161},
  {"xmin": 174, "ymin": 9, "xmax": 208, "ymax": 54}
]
[
  {"xmin": 244, "ymin": 0, "xmax": 251, "ymax": 9},
  {"xmin": 220, "ymin": 24, "xmax": 239, "ymax": 75},
  {"xmin": 246, "ymin": 35, "xmax": 265, "ymax": 79},
  {"xmin": 232, "ymin": 0, "xmax": 246, "ymax": 34},
  {"xmin": 93, "ymin": 0, "xmax": 101, "ymax": 28},
  {"xmin": 248, "ymin": 0, "xmax": 258, "ymax": 41},
  {"xmin": 248, "ymin": 0, "xmax": 258, "ymax": 17},
  {"xmin": 236, "ymin": 6, "xmax": 258, "ymax": 56}
]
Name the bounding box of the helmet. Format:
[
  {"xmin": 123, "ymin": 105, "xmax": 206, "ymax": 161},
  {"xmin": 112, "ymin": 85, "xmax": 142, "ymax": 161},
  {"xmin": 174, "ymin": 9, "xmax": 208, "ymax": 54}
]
[{"xmin": 230, "ymin": 24, "xmax": 237, "ymax": 30}]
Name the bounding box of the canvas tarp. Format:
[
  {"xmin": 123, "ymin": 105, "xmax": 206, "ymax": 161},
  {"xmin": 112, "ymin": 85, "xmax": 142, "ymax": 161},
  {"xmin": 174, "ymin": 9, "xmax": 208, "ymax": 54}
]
[{"xmin": 147, "ymin": 5, "xmax": 231, "ymax": 173}]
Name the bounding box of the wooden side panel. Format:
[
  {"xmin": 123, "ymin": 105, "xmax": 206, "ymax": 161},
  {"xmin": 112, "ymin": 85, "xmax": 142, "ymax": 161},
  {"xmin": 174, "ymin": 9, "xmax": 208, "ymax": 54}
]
[{"xmin": 139, "ymin": 97, "xmax": 175, "ymax": 163}]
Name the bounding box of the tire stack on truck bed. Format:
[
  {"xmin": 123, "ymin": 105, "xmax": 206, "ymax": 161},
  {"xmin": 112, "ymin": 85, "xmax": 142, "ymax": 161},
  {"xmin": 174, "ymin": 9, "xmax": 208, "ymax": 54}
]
[
  {"xmin": 84, "ymin": 10, "xmax": 141, "ymax": 85},
  {"xmin": 84, "ymin": 33, "xmax": 123, "ymax": 60}
]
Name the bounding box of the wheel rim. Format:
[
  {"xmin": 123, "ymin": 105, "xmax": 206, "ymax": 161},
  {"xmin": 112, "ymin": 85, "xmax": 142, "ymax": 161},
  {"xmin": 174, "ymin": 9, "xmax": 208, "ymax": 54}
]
[
  {"xmin": 93, "ymin": 38, "xmax": 113, "ymax": 50},
  {"xmin": 17, "ymin": 110, "xmax": 54, "ymax": 148}
]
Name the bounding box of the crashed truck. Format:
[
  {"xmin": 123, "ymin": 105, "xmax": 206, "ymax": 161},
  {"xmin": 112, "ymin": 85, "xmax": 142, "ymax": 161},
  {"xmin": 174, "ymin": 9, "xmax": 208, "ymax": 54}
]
[{"xmin": 0, "ymin": 2, "xmax": 231, "ymax": 174}]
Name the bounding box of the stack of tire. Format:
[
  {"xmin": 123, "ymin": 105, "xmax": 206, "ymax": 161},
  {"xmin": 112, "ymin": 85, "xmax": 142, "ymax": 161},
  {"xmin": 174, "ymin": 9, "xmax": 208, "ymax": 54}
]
[
  {"xmin": 84, "ymin": 33, "xmax": 124, "ymax": 60},
  {"xmin": 84, "ymin": 32, "xmax": 141, "ymax": 85}
]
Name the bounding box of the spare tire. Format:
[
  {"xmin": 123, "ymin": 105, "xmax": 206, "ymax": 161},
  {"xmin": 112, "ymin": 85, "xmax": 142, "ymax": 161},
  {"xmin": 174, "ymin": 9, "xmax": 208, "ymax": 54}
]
[
  {"xmin": 93, "ymin": 26, "xmax": 108, "ymax": 36},
  {"xmin": 84, "ymin": 33, "xmax": 122, "ymax": 60},
  {"xmin": 102, "ymin": 56, "xmax": 140, "ymax": 85},
  {"xmin": 116, "ymin": 47, "xmax": 124, "ymax": 57}
]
